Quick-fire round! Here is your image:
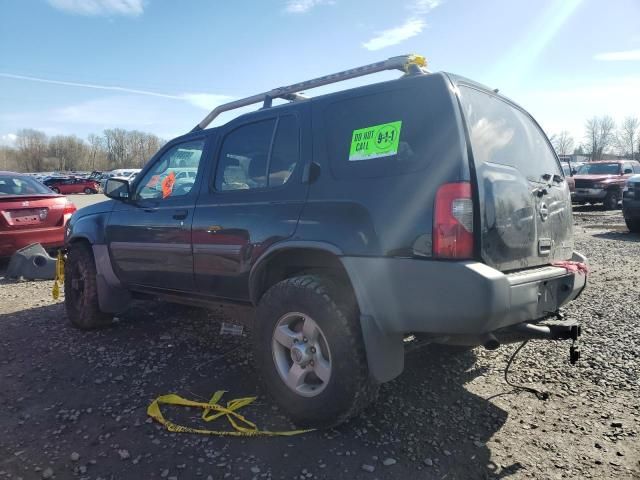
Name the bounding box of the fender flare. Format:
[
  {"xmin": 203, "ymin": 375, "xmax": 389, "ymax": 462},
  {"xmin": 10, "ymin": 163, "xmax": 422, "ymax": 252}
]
[{"xmin": 249, "ymin": 240, "xmax": 404, "ymax": 384}]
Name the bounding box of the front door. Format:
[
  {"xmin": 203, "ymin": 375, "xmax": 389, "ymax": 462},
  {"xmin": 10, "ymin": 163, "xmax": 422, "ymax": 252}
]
[
  {"xmin": 192, "ymin": 107, "xmax": 310, "ymax": 301},
  {"xmin": 106, "ymin": 137, "xmax": 208, "ymax": 291}
]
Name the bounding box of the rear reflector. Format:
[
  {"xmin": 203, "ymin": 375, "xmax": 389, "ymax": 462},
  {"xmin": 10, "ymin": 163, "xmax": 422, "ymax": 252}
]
[{"xmin": 433, "ymin": 182, "xmax": 474, "ymax": 259}]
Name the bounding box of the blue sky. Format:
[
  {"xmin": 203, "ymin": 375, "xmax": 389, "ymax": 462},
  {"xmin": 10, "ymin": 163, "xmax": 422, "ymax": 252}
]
[{"xmin": 1, "ymin": 0, "xmax": 639, "ymax": 147}]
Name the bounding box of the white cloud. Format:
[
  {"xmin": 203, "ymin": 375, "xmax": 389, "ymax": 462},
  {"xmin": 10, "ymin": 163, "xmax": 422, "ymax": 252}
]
[
  {"xmin": 594, "ymin": 49, "xmax": 640, "ymax": 61},
  {"xmin": 362, "ymin": 18, "xmax": 426, "ymax": 51},
  {"xmin": 0, "ymin": 133, "xmax": 17, "ymax": 146},
  {"xmin": 284, "ymin": 0, "xmax": 334, "ymax": 14},
  {"xmin": 362, "ymin": 0, "xmax": 441, "ymax": 50},
  {"xmin": 47, "ymin": 0, "xmax": 145, "ymax": 16},
  {"xmin": 0, "ymin": 72, "xmax": 230, "ymax": 110},
  {"xmin": 411, "ymin": 0, "xmax": 440, "ymax": 14}
]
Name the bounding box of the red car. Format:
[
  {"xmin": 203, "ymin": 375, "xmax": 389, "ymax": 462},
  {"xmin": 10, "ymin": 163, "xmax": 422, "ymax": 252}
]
[
  {"xmin": 44, "ymin": 177, "xmax": 100, "ymax": 194},
  {"xmin": 0, "ymin": 172, "xmax": 76, "ymax": 257}
]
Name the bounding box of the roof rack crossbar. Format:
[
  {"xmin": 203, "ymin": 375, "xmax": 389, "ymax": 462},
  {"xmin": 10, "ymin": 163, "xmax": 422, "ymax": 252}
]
[{"xmin": 191, "ymin": 54, "xmax": 427, "ymax": 132}]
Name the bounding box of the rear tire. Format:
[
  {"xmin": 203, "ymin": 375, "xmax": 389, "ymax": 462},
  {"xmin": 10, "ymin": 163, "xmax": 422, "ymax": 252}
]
[
  {"xmin": 603, "ymin": 190, "xmax": 620, "ymax": 210},
  {"xmin": 64, "ymin": 243, "xmax": 113, "ymax": 330},
  {"xmin": 253, "ymin": 274, "xmax": 377, "ymax": 428},
  {"xmin": 84, "ymin": 187, "xmax": 94, "ymax": 194},
  {"xmin": 626, "ymin": 218, "xmax": 640, "ymax": 233},
  {"xmin": 52, "ymin": 187, "xmax": 60, "ymax": 194}
]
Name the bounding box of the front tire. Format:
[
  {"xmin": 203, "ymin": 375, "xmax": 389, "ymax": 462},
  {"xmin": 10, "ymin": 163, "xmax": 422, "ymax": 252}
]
[
  {"xmin": 52, "ymin": 187, "xmax": 60, "ymax": 194},
  {"xmin": 84, "ymin": 187, "xmax": 94, "ymax": 194},
  {"xmin": 253, "ymin": 275, "xmax": 377, "ymax": 428},
  {"xmin": 604, "ymin": 190, "xmax": 620, "ymax": 210},
  {"xmin": 64, "ymin": 243, "xmax": 113, "ymax": 329}
]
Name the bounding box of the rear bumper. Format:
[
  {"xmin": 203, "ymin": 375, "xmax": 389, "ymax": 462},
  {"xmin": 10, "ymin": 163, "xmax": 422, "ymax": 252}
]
[
  {"xmin": 342, "ymin": 252, "xmax": 587, "ymax": 336},
  {"xmin": 0, "ymin": 226, "xmax": 66, "ymax": 257}
]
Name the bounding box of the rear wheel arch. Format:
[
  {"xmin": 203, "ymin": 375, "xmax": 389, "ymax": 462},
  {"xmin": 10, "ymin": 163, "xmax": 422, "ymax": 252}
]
[
  {"xmin": 249, "ymin": 244, "xmax": 348, "ymax": 306},
  {"xmin": 249, "ymin": 244, "xmax": 405, "ymax": 384}
]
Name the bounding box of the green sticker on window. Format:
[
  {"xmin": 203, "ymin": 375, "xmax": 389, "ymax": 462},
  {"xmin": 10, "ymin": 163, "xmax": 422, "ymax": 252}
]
[{"xmin": 349, "ymin": 120, "xmax": 402, "ymax": 161}]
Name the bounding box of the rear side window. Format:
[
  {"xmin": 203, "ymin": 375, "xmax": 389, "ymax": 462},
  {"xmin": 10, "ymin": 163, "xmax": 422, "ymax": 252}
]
[
  {"xmin": 323, "ymin": 82, "xmax": 455, "ymax": 179},
  {"xmin": 214, "ymin": 115, "xmax": 300, "ymax": 191},
  {"xmin": 459, "ymin": 85, "xmax": 560, "ymax": 182}
]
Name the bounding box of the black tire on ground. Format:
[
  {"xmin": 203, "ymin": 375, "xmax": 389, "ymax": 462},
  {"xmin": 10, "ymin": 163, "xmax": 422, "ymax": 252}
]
[
  {"xmin": 253, "ymin": 274, "xmax": 378, "ymax": 428},
  {"xmin": 52, "ymin": 187, "xmax": 60, "ymax": 194},
  {"xmin": 603, "ymin": 190, "xmax": 620, "ymax": 210},
  {"xmin": 84, "ymin": 187, "xmax": 94, "ymax": 194},
  {"xmin": 64, "ymin": 242, "xmax": 113, "ymax": 330},
  {"xmin": 625, "ymin": 218, "xmax": 640, "ymax": 233}
]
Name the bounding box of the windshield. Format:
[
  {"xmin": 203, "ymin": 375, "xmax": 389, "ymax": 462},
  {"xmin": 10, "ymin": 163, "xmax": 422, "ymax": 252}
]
[
  {"xmin": 0, "ymin": 175, "xmax": 54, "ymax": 195},
  {"xmin": 576, "ymin": 163, "xmax": 620, "ymax": 175}
]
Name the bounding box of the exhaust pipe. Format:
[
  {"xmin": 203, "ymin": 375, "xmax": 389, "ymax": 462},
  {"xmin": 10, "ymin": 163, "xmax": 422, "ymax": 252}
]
[{"xmin": 482, "ymin": 333, "xmax": 500, "ymax": 350}]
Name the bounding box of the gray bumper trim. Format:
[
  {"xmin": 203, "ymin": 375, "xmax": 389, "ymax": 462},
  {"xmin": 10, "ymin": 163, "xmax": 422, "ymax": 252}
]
[{"xmin": 343, "ymin": 252, "xmax": 587, "ymax": 337}]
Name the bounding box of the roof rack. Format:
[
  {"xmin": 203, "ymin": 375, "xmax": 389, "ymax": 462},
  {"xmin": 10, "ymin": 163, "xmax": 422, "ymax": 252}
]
[{"xmin": 191, "ymin": 54, "xmax": 427, "ymax": 132}]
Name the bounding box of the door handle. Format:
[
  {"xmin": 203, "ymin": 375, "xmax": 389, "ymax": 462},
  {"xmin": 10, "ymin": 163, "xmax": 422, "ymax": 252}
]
[
  {"xmin": 206, "ymin": 225, "xmax": 223, "ymax": 234},
  {"xmin": 173, "ymin": 209, "xmax": 188, "ymax": 220},
  {"xmin": 143, "ymin": 208, "xmax": 157, "ymax": 213}
]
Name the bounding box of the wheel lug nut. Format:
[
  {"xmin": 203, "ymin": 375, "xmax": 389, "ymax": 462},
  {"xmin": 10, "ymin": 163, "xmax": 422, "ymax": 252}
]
[{"xmin": 310, "ymin": 347, "xmax": 316, "ymax": 353}]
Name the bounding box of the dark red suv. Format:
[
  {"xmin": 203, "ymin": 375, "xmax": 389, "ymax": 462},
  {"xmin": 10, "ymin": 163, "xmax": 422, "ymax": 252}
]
[{"xmin": 572, "ymin": 160, "xmax": 640, "ymax": 209}]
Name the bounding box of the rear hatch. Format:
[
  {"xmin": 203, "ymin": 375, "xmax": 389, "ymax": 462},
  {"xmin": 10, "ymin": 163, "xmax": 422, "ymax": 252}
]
[
  {"xmin": 456, "ymin": 82, "xmax": 574, "ymax": 271},
  {"xmin": 0, "ymin": 195, "xmax": 67, "ymax": 231}
]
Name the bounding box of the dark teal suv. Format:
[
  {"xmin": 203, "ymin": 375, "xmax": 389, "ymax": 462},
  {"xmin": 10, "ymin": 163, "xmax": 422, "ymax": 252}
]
[{"xmin": 63, "ymin": 55, "xmax": 586, "ymax": 427}]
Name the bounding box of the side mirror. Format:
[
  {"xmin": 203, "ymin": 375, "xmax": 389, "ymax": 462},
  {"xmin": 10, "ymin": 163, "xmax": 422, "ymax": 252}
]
[{"xmin": 104, "ymin": 178, "xmax": 131, "ymax": 200}]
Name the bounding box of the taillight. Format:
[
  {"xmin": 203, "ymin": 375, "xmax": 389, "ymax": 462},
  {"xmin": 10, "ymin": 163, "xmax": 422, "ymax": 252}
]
[
  {"xmin": 63, "ymin": 202, "xmax": 77, "ymax": 215},
  {"xmin": 433, "ymin": 182, "xmax": 474, "ymax": 259}
]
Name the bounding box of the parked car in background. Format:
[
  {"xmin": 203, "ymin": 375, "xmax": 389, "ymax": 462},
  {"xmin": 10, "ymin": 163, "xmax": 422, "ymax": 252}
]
[
  {"xmin": 43, "ymin": 177, "xmax": 100, "ymax": 194},
  {"xmin": 623, "ymin": 174, "xmax": 640, "ymax": 232},
  {"xmin": 571, "ymin": 160, "xmax": 640, "ymax": 209},
  {"xmin": 0, "ymin": 171, "xmax": 76, "ymax": 257}
]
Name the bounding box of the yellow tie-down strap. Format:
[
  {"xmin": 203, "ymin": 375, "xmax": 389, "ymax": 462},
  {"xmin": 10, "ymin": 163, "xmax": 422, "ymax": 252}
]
[
  {"xmin": 52, "ymin": 250, "xmax": 65, "ymax": 300},
  {"xmin": 147, "ymin": 391, "xmax": 314, "ymax": 437}
]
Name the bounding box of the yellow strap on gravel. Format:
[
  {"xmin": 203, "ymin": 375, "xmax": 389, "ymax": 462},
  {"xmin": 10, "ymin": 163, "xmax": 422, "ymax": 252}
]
[
  {"xmin": 52, "ymin": 251, "xmax": 65, "ymax": 300},
  {"xmin": 147, "ymin": 391, "xmax": 313, "ymax": 437}
]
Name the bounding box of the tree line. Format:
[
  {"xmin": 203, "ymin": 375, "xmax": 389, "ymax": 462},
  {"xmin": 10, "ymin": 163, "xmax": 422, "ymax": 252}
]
[
  {"xmin": 550, "ymin": 116, "xmax": 639, "ymax": 161},
  {"xmin": 1, "ymin": 115, "xmax": 638, "ymax": 174},
  {"xmin": 0, "ymin": 128, "xmax": 166, "ymax": 173}
]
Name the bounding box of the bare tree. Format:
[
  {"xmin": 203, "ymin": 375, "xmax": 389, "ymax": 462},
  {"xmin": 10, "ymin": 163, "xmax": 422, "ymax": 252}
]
[
  {"xmin": 15, "ymin": 129, "xmax": 48, "ymax": 172},
  {"xmin": 584, "ymin": 116, "xmax": 616, "ymax": 161},
  {"xmin": 87, "ymin": 133, "xmax": 105, "ymax": 170},
  {"xmin": 616, "ymin": 116, "xmax": 639, "ymax": 160},
  {"xmin": 48, "ymin": 135, "xmax": 88, "ymax": 171},
  {"xmin": 551, "ymin": 131, "xmax": 575, "ymax": 157}
]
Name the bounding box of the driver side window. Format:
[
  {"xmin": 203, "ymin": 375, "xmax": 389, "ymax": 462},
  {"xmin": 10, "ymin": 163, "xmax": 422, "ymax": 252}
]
[{"xmin": 136, "ymin": 140, "xmax": 204, "ymax": 200}]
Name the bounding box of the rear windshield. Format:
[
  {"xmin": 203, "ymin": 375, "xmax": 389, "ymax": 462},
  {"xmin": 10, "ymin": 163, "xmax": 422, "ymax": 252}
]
[
  {"xmin": 459, "ymin": 85, "xmax": 560, "ymax": 182},
  {"xmin": 0, "ymin": 175, "xmax": 52, "ymax": 195},
  {"xmin": 576, "ymin": 163, "xmax": 620, "ymax": 175}
]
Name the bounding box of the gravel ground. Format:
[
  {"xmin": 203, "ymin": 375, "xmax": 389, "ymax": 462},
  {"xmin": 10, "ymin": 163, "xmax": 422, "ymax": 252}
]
[{"xmin": 0, "ymin": 207, "xmax": 638, "ymax": 480}]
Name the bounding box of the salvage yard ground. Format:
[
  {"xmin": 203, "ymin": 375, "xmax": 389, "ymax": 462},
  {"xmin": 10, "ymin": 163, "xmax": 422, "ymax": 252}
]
[{"xmin": 0, "ymin": 206, "xmax": 638, "ymax": 480}]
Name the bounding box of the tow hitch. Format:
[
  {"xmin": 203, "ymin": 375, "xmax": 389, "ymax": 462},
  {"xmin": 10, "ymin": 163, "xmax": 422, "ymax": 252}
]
[{"xmin": 502, "ymin": 321, "xmax": 582, "ymax": 364}]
